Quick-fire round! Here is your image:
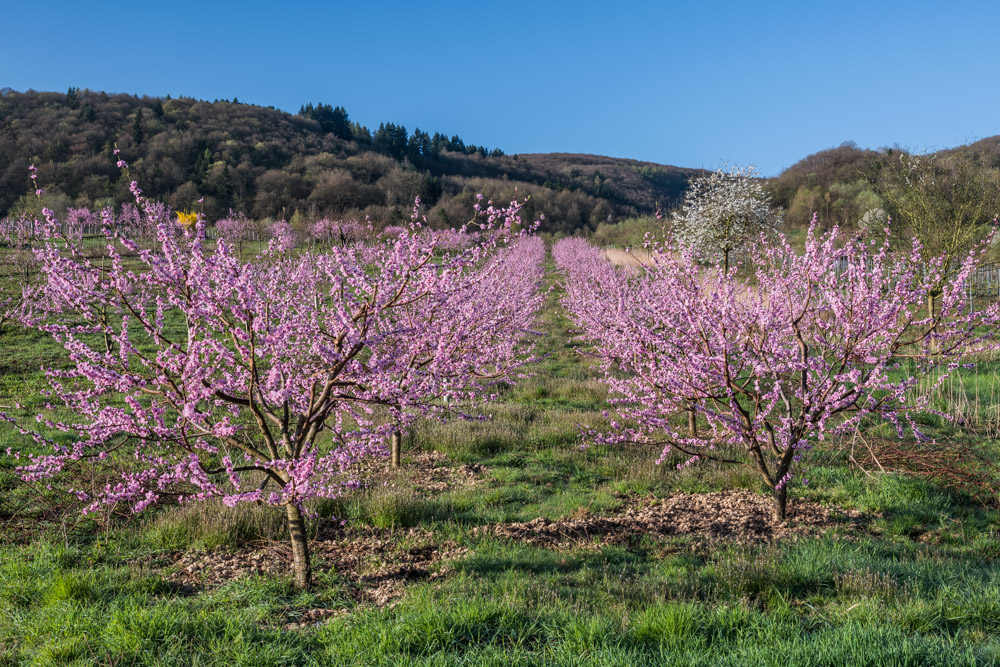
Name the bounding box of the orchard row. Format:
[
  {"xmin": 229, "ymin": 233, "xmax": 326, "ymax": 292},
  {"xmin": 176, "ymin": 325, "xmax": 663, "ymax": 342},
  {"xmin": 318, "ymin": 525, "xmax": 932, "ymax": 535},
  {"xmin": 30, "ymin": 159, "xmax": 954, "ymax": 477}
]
[
  {"xmin": 4, "ymin": 173, "xmax": 545, "ymax": 588},
  {"xmin": 5, "ymin": 164, "xmax": 999, "ymax": 588},
  {"xmin": 555, "ymin": 226, "xmax": 1000, "ymax": 522}
]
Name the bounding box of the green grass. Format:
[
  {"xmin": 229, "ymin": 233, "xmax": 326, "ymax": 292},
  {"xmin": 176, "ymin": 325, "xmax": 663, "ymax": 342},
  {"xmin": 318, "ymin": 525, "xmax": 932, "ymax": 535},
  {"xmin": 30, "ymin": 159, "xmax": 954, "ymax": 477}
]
[
  {"xmin": 3, "ymin": 531, "xmax": 1000, "ymax": 665},
  {"xmin": 2, "ymin": 254, "xmax": 1000, "ymax": 664}
]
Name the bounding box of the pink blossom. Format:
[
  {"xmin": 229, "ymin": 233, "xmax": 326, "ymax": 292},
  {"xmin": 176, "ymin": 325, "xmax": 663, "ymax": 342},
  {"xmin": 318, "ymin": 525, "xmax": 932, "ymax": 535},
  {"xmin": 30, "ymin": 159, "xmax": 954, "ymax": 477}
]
[
  {"xmin": 5, "ymin": 180, "xmax": 544, "ymax": 583},
  {"xmin": 555, "ymin": 219, "xmax": 1000, "ymax": 516}
]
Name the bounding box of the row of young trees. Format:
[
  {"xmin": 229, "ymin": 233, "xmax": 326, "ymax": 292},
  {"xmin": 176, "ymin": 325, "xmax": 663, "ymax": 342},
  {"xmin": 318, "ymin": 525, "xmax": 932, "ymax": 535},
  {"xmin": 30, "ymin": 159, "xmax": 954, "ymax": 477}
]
[
  {"xmin": 8, "ymin": 154, "xmax": 1000, "ymax": 587},
  {"xmin": 556, "ymin": 220, "xmax": 1000, "ymax": 520},
  {"xmin": 561, "ymin": 162, "xmax": 1000, "ymax": 520},
  {"xmin": 3, "ymin": 168, "xmax": 546, "ymax": 587}
]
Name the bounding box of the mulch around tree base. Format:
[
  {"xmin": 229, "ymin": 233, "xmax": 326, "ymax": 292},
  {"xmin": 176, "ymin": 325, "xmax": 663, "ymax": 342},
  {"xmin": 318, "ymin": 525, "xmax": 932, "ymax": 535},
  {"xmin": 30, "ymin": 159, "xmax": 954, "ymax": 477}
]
[
  {"xmin": 475, "ymin": 490, "xmax": 875, "ymax": 548},
  {"xmin": 155, "ymin": 489, "xmax": 873, "ymax": 628},
  {"xmin": 162, "ymin": 525, "xmax": 468, "ymax": 612}
]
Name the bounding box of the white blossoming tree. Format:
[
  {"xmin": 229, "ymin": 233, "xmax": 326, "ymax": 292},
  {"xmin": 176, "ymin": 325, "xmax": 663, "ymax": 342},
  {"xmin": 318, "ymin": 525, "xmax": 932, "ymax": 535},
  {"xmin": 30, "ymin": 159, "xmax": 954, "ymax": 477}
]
[{"xmin": 673, "ymin": 165, "xmax": 783, "ymax": 271}]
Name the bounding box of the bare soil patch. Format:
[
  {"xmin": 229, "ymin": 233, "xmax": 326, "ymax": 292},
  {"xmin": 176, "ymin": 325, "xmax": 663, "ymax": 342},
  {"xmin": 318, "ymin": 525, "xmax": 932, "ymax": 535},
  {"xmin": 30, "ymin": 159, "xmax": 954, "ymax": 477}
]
[
  {"xmin": 153, "ymin": 483, "xmax": 872, "ymax": 627},
  {"xmin": 152, "ymin": 450, "xmax": 483, "ymax": 623},
  {"xmin": 477, "ymin": 490, "xmax": 874, "ymax": 548},
  {"xmin": 163, "ymin": 525, "xmax": 468, "ymax": 611}
]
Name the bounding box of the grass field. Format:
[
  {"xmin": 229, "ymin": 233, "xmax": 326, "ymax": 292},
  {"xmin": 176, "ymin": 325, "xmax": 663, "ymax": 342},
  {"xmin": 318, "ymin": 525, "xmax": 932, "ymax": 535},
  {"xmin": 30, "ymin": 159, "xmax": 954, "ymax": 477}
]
[{"xmin": 2, "ymin": 255, "xmax": 1000, "ymax": 665}]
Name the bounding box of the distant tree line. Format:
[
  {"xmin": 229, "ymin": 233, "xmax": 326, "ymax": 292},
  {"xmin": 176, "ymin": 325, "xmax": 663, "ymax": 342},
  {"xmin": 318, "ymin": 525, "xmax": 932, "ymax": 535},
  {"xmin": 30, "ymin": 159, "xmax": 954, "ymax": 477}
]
[
  {"xmin": 0, "ymin": 89, "xmax": 697, "ymax": 233},
  {"xmin": 299, "ymin": 102, "xmax": 503, "ymax": 161},
  {"xmin": 766, "ymin": 142, "xmax": 888, "ymax": 229},
  {"xmin": 767, "ymin": 141, "xmax": 1000, "ymax": 248}
]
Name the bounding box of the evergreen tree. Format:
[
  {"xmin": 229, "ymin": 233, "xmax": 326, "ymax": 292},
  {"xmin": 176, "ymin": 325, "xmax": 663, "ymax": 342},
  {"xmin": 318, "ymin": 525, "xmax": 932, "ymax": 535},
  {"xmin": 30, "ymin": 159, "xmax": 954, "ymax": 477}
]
[
  {"xmin": 329, "ymin": 106, "xmax": 351, "ymax": 139},
  {"xmin": 374, "ymin": 122, "xmax": 409, "ymax": 159},
  {"xmin": 299, "ymin": 102, "xmax": 352, "ymax": 140},
  {"xmin": 132, "ymin": 108, "xmax": 144, "ymax": 146}
]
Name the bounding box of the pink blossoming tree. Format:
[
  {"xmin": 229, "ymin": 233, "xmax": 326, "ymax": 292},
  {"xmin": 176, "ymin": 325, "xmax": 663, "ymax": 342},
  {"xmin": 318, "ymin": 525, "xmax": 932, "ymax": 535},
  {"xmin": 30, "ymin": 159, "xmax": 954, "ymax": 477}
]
[
  {"xmin": 378, "ymin": 233, "xmax": 546, "ymax": 466},
  {"xmin": 8, "ymin": 170, "xmax": 543, "ymax": 587},
  {"xmin": 0, "ymin": 216, "xmax": 41, "ymax": 331},
  {"xmin": 555, "ymin": 225, "xmax": 1000, "ymax": 521},
  {"xmin": 215, "ymin": 211, "xmax": 260, "ymax": 257},
  {"xmin": 309, "ymin": 218, "xmax": 370, "ymax": 247}
]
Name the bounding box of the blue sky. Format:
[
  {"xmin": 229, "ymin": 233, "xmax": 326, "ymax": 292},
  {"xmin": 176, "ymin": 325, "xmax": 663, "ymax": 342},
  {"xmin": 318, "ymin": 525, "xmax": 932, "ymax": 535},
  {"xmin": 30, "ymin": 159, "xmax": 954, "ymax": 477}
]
[{"xmin": 3, "ymin": 0, "xmax": 998, "ymax": 175}]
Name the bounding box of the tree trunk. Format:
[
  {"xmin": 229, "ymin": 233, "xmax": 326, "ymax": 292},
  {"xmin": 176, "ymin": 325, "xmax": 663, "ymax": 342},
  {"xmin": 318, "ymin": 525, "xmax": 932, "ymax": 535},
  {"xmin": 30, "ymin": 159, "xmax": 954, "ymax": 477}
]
[
  {"xmin": 772, "ymin": 485, "xmax": 788, "ymax": 522},
  {"xmin": 927, "ymin": 292, "xmax": 939, "ymax": 354},
  {"xmin": 391, "ymin": 430, "xmax": 402, "ymax": 468},
  {"xmin": 688, "ymin": 407, "xmax": 697, "ymax": 438},
  {"xmin": 101, "ymin": 305, "xmax": 113, "ymax": 354},
  {"xmin": 285, "ymin": 503, "xmax": 312, "ymax": 589}
]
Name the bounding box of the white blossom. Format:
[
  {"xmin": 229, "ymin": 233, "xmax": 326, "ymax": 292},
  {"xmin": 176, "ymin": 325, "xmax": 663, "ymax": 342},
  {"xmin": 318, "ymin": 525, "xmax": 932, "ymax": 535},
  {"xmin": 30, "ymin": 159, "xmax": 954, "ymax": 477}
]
[
  {"xmin": 858, "ymin": 207, "xmax": 888, "ymax": 237},
  {"xmin": 672, "ymin": 165, "xmax": 783, "ymax": 268}
]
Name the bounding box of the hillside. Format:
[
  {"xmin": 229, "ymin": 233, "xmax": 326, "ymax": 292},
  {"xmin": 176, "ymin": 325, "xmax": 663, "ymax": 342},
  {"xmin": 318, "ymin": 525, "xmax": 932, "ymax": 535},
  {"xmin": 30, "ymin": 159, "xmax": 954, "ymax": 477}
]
[
  {"xmin": 767, "ymin": 139, "xmax": 1000, "ymax": 230},
  {"xmin": 515, "ymin": 153, "xmax": 696, "ymax": 211},
  {"xmin": 938, "ymin": 135, "xmax": 1000, "ymax": 167},
  {"xmin": 766, "ymin": 143, "xmax": 893, "ymax": 228},
  {"xmin": 0, "ymin": 89, "xmax": 703, "ymax": 233}
]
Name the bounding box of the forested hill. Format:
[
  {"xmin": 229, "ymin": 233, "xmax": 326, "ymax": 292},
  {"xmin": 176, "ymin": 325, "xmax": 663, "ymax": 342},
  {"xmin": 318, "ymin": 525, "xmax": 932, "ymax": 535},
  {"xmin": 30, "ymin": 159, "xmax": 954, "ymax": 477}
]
[
  {"xmin": 0, "ymin": 88, "xmax": 702, "ymax": 233},
  {"xmin": 767, "ymin": 140, "xmax": 1000, "ymax": 229}
]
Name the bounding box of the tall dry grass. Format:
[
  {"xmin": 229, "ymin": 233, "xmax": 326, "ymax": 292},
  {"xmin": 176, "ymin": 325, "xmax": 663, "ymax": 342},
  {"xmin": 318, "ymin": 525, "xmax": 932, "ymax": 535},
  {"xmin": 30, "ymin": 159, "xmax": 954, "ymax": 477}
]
[{"xmin": 603, "ymin": 247, "xmax": 653, "ymax": 268}]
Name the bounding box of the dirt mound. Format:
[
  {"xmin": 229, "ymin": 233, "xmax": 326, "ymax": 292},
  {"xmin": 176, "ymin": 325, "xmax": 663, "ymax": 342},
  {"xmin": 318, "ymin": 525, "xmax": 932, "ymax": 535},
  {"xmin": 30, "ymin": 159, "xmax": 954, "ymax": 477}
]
[
  {"xmin": 163, "ymin": 525, "xmax": 468, "ymax": 609},
  {"xmin": 156, "ymin": 451, "xmax": 482, "ymax": 619},
  {"xmin": 477, "ymin": 490, "xmax": 873, "ymax": 548}
]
